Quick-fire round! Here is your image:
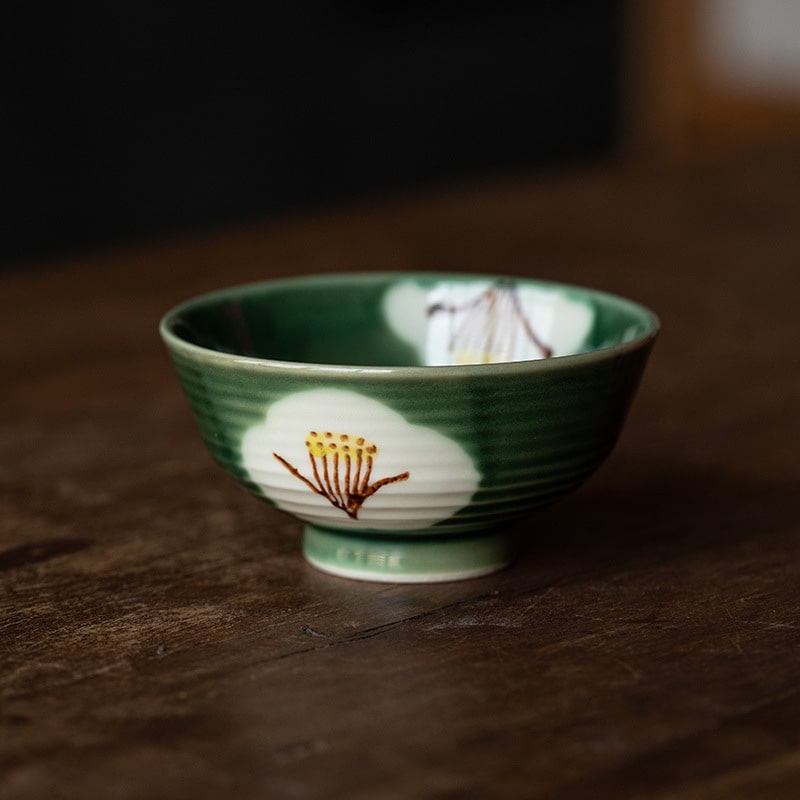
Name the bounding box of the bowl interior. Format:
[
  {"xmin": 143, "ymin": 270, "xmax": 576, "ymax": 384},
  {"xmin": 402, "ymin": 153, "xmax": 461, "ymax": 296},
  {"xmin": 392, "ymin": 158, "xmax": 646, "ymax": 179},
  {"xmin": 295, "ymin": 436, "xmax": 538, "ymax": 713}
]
[{"xmin": 163, "ymin": 273, "xmax": 657, "ymax": 368}]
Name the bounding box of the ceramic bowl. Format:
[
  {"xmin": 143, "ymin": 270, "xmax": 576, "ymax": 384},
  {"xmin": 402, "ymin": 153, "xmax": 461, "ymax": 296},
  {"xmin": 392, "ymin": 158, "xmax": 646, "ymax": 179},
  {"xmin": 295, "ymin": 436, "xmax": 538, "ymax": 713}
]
[{"xmin": 160, "ymin": 272, "xmax": 658, "ymax": 582}]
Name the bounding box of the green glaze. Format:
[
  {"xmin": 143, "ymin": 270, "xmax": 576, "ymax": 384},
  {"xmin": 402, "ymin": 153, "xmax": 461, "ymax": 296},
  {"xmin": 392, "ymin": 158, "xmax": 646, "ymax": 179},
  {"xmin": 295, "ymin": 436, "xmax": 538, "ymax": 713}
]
[
  {"xmin": 303, "ymin": 525, "xmax": 516, "ymax": 583},
  {"xmin": 161, "ymin": 272, "xmax": 658, "ymax": 582}
]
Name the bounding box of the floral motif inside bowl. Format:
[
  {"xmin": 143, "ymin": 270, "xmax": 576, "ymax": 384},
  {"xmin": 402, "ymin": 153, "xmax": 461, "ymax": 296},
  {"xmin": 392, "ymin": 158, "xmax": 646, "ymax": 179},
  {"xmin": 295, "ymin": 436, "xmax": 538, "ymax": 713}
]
[{"xmin": 160, "ymin": 272, "xmax": 659, "ymax": 582}]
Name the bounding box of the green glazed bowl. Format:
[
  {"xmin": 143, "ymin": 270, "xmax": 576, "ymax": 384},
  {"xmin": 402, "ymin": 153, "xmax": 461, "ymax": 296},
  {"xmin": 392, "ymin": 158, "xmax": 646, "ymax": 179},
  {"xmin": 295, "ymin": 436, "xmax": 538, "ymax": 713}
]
[{"xmin": 160, "ymin": 272, "xmax": 658, "ymax": 582}]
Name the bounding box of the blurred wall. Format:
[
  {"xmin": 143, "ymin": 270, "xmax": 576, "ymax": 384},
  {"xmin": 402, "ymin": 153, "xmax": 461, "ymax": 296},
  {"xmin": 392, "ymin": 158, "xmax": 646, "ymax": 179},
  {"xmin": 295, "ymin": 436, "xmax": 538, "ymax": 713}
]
[
  {"xmin": 3, "ymin": 2, "xmax": 622, "ymax": 267},
  {"xmin": 701, "ymin": 0, "xmax": 800, "ymax": 99},
  {"xmin": 625, "ymin": 0, "xmax": 800, "ymax": 161}
]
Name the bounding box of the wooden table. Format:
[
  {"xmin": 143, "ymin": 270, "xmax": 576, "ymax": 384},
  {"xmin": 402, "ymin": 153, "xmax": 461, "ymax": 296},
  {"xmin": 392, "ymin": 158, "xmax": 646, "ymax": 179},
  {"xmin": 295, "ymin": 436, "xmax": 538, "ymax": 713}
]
[{"xmin": 2, "ymin": 146, "xmax": 799, "ymax": 799}]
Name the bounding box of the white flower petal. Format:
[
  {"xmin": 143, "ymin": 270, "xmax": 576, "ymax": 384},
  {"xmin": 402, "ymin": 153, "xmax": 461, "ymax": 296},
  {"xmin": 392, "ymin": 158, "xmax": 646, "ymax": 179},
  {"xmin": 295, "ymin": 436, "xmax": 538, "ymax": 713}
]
[{"xmin": 241, "ymin": 389, "xmax": 481, "ymax": 531}]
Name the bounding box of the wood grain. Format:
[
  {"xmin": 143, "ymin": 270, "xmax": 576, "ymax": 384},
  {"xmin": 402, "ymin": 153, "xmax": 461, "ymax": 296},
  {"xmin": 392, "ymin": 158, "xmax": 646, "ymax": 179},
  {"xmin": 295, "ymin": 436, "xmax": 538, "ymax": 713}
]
[{"xmin": 2, "ymin": 147, "xmax": 799, "ymax": 799}]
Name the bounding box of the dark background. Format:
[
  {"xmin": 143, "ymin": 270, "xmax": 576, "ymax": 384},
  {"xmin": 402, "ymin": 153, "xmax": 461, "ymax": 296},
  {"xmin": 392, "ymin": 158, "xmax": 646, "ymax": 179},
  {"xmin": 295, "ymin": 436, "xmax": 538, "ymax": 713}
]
[{"xmin": 3, "ymin": 2, "xmax": 622, "ymax": 268}]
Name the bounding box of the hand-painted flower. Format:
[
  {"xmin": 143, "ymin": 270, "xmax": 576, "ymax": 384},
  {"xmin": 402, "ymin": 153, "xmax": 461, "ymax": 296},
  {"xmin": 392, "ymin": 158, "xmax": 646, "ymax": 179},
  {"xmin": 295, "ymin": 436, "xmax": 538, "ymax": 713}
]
[
  {"xmin": 383, "ymin": 279, "xmax": 595, "ymax": 366},
  {"xmin": 241, "ymin": 389, "xmax": 481, "ymax": 531}
]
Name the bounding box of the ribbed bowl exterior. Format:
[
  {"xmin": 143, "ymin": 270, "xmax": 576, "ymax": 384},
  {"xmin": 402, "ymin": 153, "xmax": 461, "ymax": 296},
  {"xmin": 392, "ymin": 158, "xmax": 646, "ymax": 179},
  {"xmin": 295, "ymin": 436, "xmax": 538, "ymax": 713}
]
[{"xmin": 165, "ymin": 341, "xmax": 654, "ymax": 535}]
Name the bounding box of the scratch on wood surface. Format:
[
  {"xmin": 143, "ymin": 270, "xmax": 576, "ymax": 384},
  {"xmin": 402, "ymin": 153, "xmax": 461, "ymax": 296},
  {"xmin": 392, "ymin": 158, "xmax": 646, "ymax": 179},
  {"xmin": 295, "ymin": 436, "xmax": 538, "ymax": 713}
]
[
  {"xmin": 300, "ymin": 625, "xmax": 328, "ymax": 639},
  {"xmin": 264, "ymin": 591, "xmax": 509, "ymax": 664},
  {"xmin": 425, "ymin": 615, "xmax": 522, "ymax": 631}
]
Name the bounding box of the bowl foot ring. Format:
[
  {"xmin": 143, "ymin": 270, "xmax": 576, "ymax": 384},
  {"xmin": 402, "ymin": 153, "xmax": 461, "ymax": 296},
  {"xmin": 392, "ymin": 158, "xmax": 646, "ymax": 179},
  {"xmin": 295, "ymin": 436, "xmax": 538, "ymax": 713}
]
[{"xmin": 303, "ymin": 525, "xmax": 515, "ymax": 583}]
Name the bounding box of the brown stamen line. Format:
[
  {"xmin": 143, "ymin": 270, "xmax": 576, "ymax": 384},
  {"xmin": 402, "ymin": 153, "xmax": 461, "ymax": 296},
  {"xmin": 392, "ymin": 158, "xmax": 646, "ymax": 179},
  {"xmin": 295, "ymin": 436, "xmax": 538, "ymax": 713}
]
[
  {"xmin": 364, "ymin": 471, "xmax": 410, "ymax": 499},
  {"xmin": 360, "ymin": 454, "xmax": 374, "ymax": 495},
  {"xmin": 332, "ymin": 450, "xmax": 345, "ymax": 508},
  {"xmin": 510, "ymin": 289, "xmax": 552, "ymax": 358},
  {"xmin": 352, "ymin": 449, "xmax": 363, "ymax": 493},
  {"xmin": 344, "ymin": 452, "xmax": 352, "ymax": 499},
  {"xmin": 484, "ymin": 289, "xmax": 497, "ymax": 358},
  {"xmin": 308, "ymin": 451, "xmax": 325, "ymax": 495},
  {"xmin": 274, "ymin": 453, "xmax": 321, "ymax": 496},
  {"xmin": 276, "ymin": 437, "xmax": 410, "ymax": 522},
  {"xmin": 320, "ymin": 452, "xmax": 334, "ymax": 503}
]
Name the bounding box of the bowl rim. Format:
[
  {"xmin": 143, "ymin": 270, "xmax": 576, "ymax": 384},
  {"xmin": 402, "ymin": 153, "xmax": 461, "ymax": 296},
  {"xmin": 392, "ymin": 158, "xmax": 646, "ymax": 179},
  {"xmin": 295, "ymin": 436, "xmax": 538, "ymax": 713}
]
[{"xmin": 159, "ymin": 270, "xmax": 660, "ymax": 377}]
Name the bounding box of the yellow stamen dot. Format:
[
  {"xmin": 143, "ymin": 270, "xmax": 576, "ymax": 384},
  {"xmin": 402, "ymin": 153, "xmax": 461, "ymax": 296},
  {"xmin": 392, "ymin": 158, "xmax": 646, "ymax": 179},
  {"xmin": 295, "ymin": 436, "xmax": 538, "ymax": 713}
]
[{"xmin": 305, "ymin": 431, "xmax": 378, "ymax": 458}]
